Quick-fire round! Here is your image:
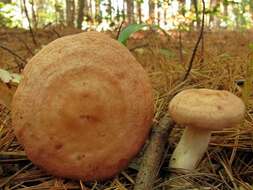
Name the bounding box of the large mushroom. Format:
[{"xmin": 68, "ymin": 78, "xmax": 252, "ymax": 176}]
[
  {"xmin": 11, "ymin": 32, "xmax": 154, "ymax": 181},
  {"xmin": 168, "ymin": 88, "xmax": 245, "ymax": 170}
]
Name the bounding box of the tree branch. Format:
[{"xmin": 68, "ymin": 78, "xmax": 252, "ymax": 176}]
[
  {"xmin": 182, "ymin": 0, "xmax": 205, "ymax": 81},
  {"xmin": 134, "ymin": 115, "xmax": 175, "ymax": 190},
  {"xmin": 116, "ymin": 21, "xmax": 125, "ymax": 40},
  {"xmin": 0, "ymin": 44, "xmax": 27, "ymax": 65},
  {"xmin": 22, "ymin": 0, "xmax": 38, "ymax": 46}
]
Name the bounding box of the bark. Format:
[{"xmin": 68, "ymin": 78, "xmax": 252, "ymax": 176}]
[
  {"xmin": 55, "ymin": 0, "xmax": 64, "ymax": 23},
  {"xmin": 192, "ymin": 0, "xmax": 200, "ymax": 29},
  {"xmin": 84, "ymin": 0, "xmax": 91, "ymax": 22},
  {"xmin": 209, "ymin": 0, "xmax": 218, "ymax": 27},
  {"xmin": 30, "ymin": 0, "xmax": 37, "ymax": 29},
  {"xmin": 22, "ymin": 0, "xmax": 37, "ymax": 45},
  {"xmin": 133, "ymin": 116, "xmax": 174, "ymax": 190},
  {"xmin": 77, "ymin": 0, "xmax": 85, "ymax": 28},
  {"xmin": 137, "ymin": 1, "xmax": 142, "ymax": 23},
  {"xmin": 126, "ymin": 0, "xmax": 134, "ymax": 24},
  {"xmin": 107, "ymin": 0, "xmax": 112, "ymax": 21},
  {"xmin": 95, "ymin": 0, "xmax": 101, "ymax": 23},
  {"xmin": 163, "ymin": 0, "xmax": 169, "ymax": 25},
  {"xmin": 250, "ymin": 1, "xmax": 253, "ymax": 19},
  {"xmin": 164, "ymin": 7, "xmax": 167, "ymax": 25},
  {"xmin": 116, "ymin": 0, "xmax": 120, "ymax": 22},
  {"xmin": 224, "ymin": 1, "xmax": 228, "ymax": 17},
  {"xmin": 157, "ymin": 11, "xmax": 160, "ymax": 26},
  {"xmin": 66, "ymin": 0, "xmax": 75, "ymax": 27},
  {"xmin": 149, "ymin": 0, "xmax": 155, "ymax": 23},
  {"xmin": 122, "ymin": 0, "xmax": 126, "ymax": 21},
  {"xmin": 0, "ymin": 0, "xmax": 12, "ymax": 3}
]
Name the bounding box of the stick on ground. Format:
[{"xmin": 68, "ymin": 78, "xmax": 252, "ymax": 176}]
[{"xmin": 133, "ymin": 115, "xmax": 174, "ymax": 190}]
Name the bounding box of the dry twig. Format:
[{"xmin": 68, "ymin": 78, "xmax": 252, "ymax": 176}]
[
  {"xmin": 22, "ymin": 0, "xmax": 38, "ymax": 46},
  {"xmin": 0, "ymin": 44, "xmax": 27, "ymax": 65},
  {"xmin": 183, "ymin": 0, "xmax": 205, "ymax": 81},
  {"xmin": 116, "ymin": 21, "xmax": 125, "ymax": 40},
  {"xmin": 133, "ymin": 115, "xmax": 174, "ymax": 190}
]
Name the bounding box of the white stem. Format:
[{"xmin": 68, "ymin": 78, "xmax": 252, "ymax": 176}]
[{"xmin": 169, "ymin": 126, "xmax": 211, "ymax": 170}]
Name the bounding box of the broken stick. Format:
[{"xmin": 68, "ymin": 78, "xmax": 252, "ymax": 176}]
[{"xmin": 134, "ymin": 115, "xmax": 174, "ymax": 190}]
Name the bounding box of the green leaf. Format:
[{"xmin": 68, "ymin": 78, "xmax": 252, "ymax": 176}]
[
  {"xmin": 11, "ymin": 73, "xmax": 22, "ymax": 84},
  {"xmin": 0, "ymin": 69, "xmax": 12, "ymax": 83},
  {"xmin": 0, "ymin": 69, "xmax": 21, "ymax": 85},
  {"xmin": 118, "ymin": 23, "xmax": 148, "ymax": 45}
]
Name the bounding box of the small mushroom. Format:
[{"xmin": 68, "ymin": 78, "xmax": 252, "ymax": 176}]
[
  {"xmin": 168, "ymin": 88, "xmax": 245, "ymax": 170},
  {"xmin": 11, "ymin": 32, "xmax": 154, "ymax": 181}
]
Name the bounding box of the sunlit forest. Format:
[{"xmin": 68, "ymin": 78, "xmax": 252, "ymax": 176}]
[
  {"xmin": 0, "ymin": 0, "xmax": 253, "ymax": 190},
  {"xmin": 1, "ymin": 0, "xmax": 253, "ymax": 29}
]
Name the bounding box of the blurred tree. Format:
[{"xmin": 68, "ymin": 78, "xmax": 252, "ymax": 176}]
[
  {"xmin": 106, "ymin": 0, "xmax": 112, "ymax": 22},
  {"xmin": 122, "ymin": 0, "xmax": 126, "ymax": 21},
  {"xmin": 115, "ymin": 0, "xmax": 121, "ymax": 22},
  {"xmin": 223, "ymin": 0, "xmax": 228, "ymax": 21},
  {"xmin": 95, "ymin": 0, "xmax": 102, "ymax": 24},
  {"xmin": 0, "ymin": 0, "xmax": 252, "ymax": 30},
  {"xmin": 136, "ymin": 0, "xmax": 143, "ymax": 23},
  {"xmin": 163, "ymin": 0, "xmax": 169, "ymax": 25},
  {"xmin": 77, "ymin": 0, "xmax": 84, "ymax": 28},
  {"xmin": 66, "ymin": 0, "xmax": 75, "ymax": 26},
  {"xmin": 157, "ymin": 0, "xmax": 162, "ymax": 25},
  {"xmin": 208, "ymin": 0, "xmax": 219, "ymax": 27},
  {"xmin": 149, "ymin": 0, "xmax": 155, "ymax": 23},
  {"xmin": 84, "ymin": 0, "xmax": 91, "ymax": 22},
  {"xmin": 88, "ymin": 0, "xmax": 93, "ymax": 23},
  {"xmin": 126, "ymin": 0, "xmax": 134, "ymax": 23},
  {"xmin": 0, "ymin": 0, "xmax": 11, "ymax": 3},
  {"xmin": 55, "ymin": 0, "xmax": 65, "ymax": 23},
  {"xmin": 29, "ymin": 0, "xmax": 37, "ymax": 28},
  {"xmin": 192, "ymin": 0, "xmax": 200, "ymax": 28}
]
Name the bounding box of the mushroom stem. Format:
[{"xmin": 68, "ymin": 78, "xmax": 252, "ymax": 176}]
[{"xmin": 169, "ymin": 126, "xmax": 211, "ymax": 170}]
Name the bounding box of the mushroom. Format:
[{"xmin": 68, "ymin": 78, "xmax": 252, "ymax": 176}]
[
  {"xmin": 11, "ymin": 32, "xmax": 154, "ymax": 181},
  {"xmin": 168, "ymin": 88, "xmax": 245, "ymax": 170}
]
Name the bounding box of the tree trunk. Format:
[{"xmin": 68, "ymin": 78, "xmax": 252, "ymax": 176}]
[
  {"xmin": 95, "ymin": 0, "xmax": 102, "ymax": 24},
  {"xmin": 209, "ymin": 0, "xmax": 219, "ymax": 28},
  {"xmin": 192, "ymin": 0, "xmax": 200, "ymax": 29},
  {"xmin": 126, "ymin": 0, "xmax": 134, "ymax": 24},
  {"xmin": 83, "ymin": 0, "xmax": 90, "ymax": 22},
  {"xmin": 22, "ymin": 0, "xmax": 37, "ymax": 45},
  {"xmin": 137, "ymin": 1, "xmax": 142, "ymax": 23},
  {"xmin": 122, "ymin": 0, "xmax": 126, "ymax": 21},
  {"xmin": 250, "ymin": 1, "xmax": 253, "ymax": 17},
  {"xmin": 107, "ymin": 0, "xmax": 112, "ymax": 21},
  {"xmin": 85, "ymin": 0, "xmax": 92, "ymax": 24},
  {"xmin": 157, "ymin": 11, "xmax": 160, "ymax": 26},
  {"xmin": 164, "ymin": 1, "xmax": 169, "ymax": 25},
  {"xmin": 77, "ymin": 0, "xmax": 85, "ymax": 28},
  {"xmin": 149, "ymin": 0, "xmax": 155, "ymax": 24},
  {"xmin": 116, "ymin": 3, "xmax": 120, "ymax": 22},
  {"xmin": 0, "ymin": 0, "xmax": 12, "ymax": 4},
  {"xmin": 30, "ymin": 0, "xmax": 37, "ymax": 28},
  {"xmin": 55, "ymin": 0, "xmax": 64, "ymax": 23},
  {"xmin": 66, "ymin": 0, "xmax": 75, "ymax": 27},
  {"xmin": 223, "ymin": 1, "xmax": 228, "ymax": 17}
]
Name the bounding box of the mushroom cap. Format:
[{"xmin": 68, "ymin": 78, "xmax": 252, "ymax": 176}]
[
  {"xmin": 169, "ymin": 88, "xmax": 245, "ymax": 130},
  {"xmin": 12, "ymin": 32, "xmax": 154, "ymax": 181}
]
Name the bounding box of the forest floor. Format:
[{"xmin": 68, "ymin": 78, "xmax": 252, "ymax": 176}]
[{"xmin": 0, "ymin": 26, "xmax": 253, "ymax": 190}]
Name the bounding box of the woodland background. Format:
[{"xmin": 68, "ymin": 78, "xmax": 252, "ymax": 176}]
[
  {"xmin": 1, "ymin": 0, "xmax": 253, "ymax": 190},
  {"xmin": 0, "ymin": 0, "xmax": 253, "ymax": 31}
]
